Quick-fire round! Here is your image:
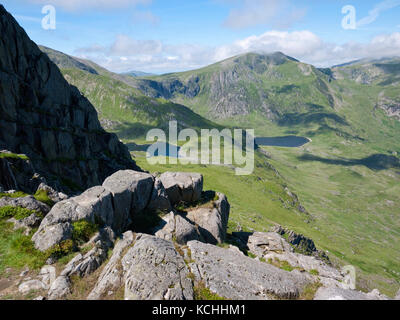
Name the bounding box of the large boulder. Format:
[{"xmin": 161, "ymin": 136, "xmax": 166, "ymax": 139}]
[
  {"xmin": 32, "ymin": 186, "xmax": 113, "ymax": 251},
  {"xmin": 89, "ymin": 233, "xmax": 194, "ymax": 300},
  {"xmin": 122, "ymin": 234, "xmax": 194, "ymax": 300},
  {"xmin": 102, "ymin": 170, "xmax": 154, "ymax": 233},
  {"xmin": 48, "ymin": 276, "xmax": 72, "ymax": 300},
  {"xmin": 186, "ymin": 193, "xmax": 230, "ymax": 244},
  {"xmin": 186, "ymin": 241, "xmax": 312, "ymax": 300},
  {"xmin": 159, "ymin": 172, "xmax": 203, "ymax": 204}
]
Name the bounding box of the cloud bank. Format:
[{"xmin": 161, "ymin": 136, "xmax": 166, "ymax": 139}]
[{"xmin": 75, "ymin": 30, "xmax": 400, "ymax": 73}]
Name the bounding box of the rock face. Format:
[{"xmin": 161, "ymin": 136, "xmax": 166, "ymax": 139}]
[
  {"xmin": 0, "ymin": 153, "xmax": 49, "ymax": 194},
  {"xmin": 187, "ymin": 241, "xmax": 311, "ymax": 300},
  {"xmin": 88, "ymin": 231, "xmax": 136, "ymax": 300},
  {"xmin": 0, "ymin": 5, "xmax": 140, "ymax": 193}
]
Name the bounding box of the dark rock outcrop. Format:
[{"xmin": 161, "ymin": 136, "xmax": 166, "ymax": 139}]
[
  {"xmin": 0, "ymin": 5, "xmax": 140, "ymax": 193},
  {"xmin": 271, "ymin": 225, "xmax": 330, "ymax": 262}
]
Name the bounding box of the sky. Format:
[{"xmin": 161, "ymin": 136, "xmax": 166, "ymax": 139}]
[{"xmin": 2, "ymin": 0, "xmax": 400, "ymax": 74}]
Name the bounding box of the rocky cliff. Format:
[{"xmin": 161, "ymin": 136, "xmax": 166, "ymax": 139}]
[{"xmin": 0, "ymin": 5, "xmax": 140, "ymax": 193}]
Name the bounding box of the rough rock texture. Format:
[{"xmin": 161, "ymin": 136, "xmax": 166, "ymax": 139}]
[
  {"xmin": 0, "ymin": 5, "xmax": 140, "ymax": 194},
  {"xmin": 159, "ymin": 172, "xmax": 203, "ymax": 204},
  {"xmin": 8, "ymin": 213, "xmax": 42, "ymax": 235},
  {"xmin": 88, "ymin": 231, "xmax": 136, "ymax": 300},
  {"xmin": 241, "ymin": 232, "xmax": 344, "ymax": 288},
  {"xmin": 122, "ymin": 234, "xmax": 194, "ymax": 300},
  {"xmin": 32, "ymin": 186, "xmax": 114, "ymax": 251},
  {"xmin": 187, "ymin": 241, "xmax": 311, "ymax": 300},
  {"xmin": 102, "ymin": 170, "xmax": 154, "ymax": 233},
  {"xmin": 0, "ymin": 154, "xmax": 43, "ymax": 193},
  {"xmin": 314, "ymin": 287, "xmax": 390, "ymax": 300},
  {"xmin": 36, "ymin": 183, "xmax": 68, "ymax": 203},
  {"xmin": 60, "ymin": 245, "xmax": 108, "ymax": 278},
  {"xmin": 89, "ymin": 233, "xmax": 194, "ymax": 300},
  {"xmin": 48, "ymin": 276, "xmax": 71, "ymax": 300},
  {"xmin": 38, "ymin": 265, "xmax": 56, "ymax": 288},
  {"xmin": 154, "ymin": 212, "xmax": 201, "ymax": 244},
  {"xmin": 187, "ymin": 193, "xmax": 230, "ymax": 244},
  {"xmin": 18, "ymin": 280, "xmax": 47, "ymax": 294},
  {"xmin": 0, "ymin": 195, "xmax": 50, "ymax": 214},
  {"xmin": 271, "ymin": 225, "xmax": 330, "ymax": 261},
  {"xmin": 153, "ymin": 193, "xmax": 230, "ymax": 245},
  {"xmin": 146, "ymin": 177, "xmax": 172, "ymax": 212}
]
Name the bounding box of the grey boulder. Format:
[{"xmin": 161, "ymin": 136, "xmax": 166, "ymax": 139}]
[
  {"xmin": 102, "ymin": 170, "xmax": 154, "ymax": 232},
  {"xmin": 159, "ymin": 172, "xmax": 203, "ymax": 204},
  {"xmin": 122, "ymin": 234, "xmax": 194, "ymax": 300},
  {"xmin": 48, "ymin": 276, "xmax": 72, "ymax": 300},
  {"xmin": 18, "ymin": 280, "xmax": 47, "ymax": 294},
  {"xmin": 187, "ymin": 241, "xmax": 312, "ymax": 300},
  {"xmin": 187, "ymin": 193, "xmax": 230, "ymax": 244}
]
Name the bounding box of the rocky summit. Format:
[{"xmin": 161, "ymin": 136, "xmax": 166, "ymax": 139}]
[
  {"xmin": 0, "ymin": 5, "xmax": 139, "ymax": 194},
  {"xmin": 0, "ymin": 166, "xmax": 388, "ymax": 301}
]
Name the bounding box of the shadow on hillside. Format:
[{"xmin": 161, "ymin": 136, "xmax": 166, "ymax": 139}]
[
  {"xmin": 278, "ymin": 111, "xmax": 349, "ymax": 127},
  {"xmin": 305, "ymin": 123, "xmax": 365, "ymax": 141},
  {"xmin": 114, "ymin": 122, "xmax": 155, "ymax": 140},
  {"xmin": 298, "ymin": 153, "xmax": 400, "ymax": 170}
]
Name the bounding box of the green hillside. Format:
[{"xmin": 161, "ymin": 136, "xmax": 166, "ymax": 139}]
[{"xmin": 39, "ymin": 46, "xmax": 220, "ymax": 140}]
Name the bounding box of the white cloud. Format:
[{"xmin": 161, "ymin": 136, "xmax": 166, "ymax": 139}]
[
  {"xmin": 110, "ymin": 35, "xmax": 162, "ymax": 55},
  {"xmin": 26, "ymin": 0, "xmax": 151, "ymax": 12},
  {"xmin": 74, "ymin": 31, "xmax": 400, "ymax": 73},
  {"xmin": 357, "ymin": 0, "xmax": 400, "ymax": 27},
  {"xmin": 132, "ymin": 10, "xmax": 160, "ymax": 25},
  {"xmin": 222, "ymin": 0, "xmax": 306, "ymax": 29}
]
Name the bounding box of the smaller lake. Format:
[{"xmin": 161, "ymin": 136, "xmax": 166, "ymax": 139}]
[
  {"xmin": 146, "ymin": 142, "xmax": 182, "ymax": 158},
  {"xmin": 255, "ymin": 136, "xmax": 310, "ymax": 148}
]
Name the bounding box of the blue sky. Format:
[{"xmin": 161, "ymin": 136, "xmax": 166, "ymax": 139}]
[{"xmin": 2, "ymin": 0, "xmax": 400, "ymax": 73}]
